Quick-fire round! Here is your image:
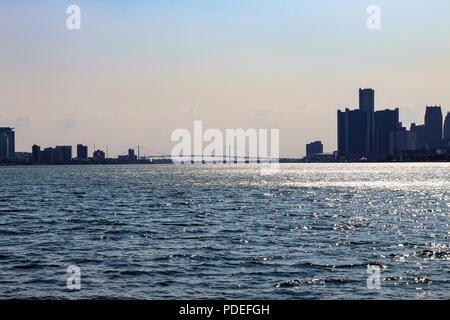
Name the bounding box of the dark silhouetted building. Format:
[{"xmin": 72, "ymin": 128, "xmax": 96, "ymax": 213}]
[
  {"xmin": 389, "ymin": 126, "xmax": 417, "ymax": 155},
  {"xmin": 424, "ymin": 105, "xmax": 443, "ymax": 148},
  {"xmin": 117, "ymin": 148, "xmax": 137, "ymax": 162},
  {"xmin": 0, "ymin": 127, "xmax": 15, "ymax": 161},
  {"xmin": 128, "ymin": 148, "xmax": 137, "ymax": 161},
  {"xmin": 55, "ymin": 146, "xmax": 72, "ymax": 163},
  {"xmin": 338, "ymin": 89, "xmax": 379, "ymax": 160},
  {"xmin": 359, "ymin": 88, "xmax": 375, "ymax": 156},
  {"xmin": 14, "ymin": 152, "xmax": 32, "ymax": 163},
  {"xmin": 39, "ymin": 146, "xmax": 72, "ymax": 164},
  {"xmin": 306, "ymin": 141, "xmax": 323, "ymax": 160},
  {"xmin": 444, "ymin": 112, "xmax": 450, "ymax": 140},
  {"xmin": 337, "ymin": 110, "xmax": 346, "ymax": 159},
  {"xmin": 43, "ymin": 147, "xmax": 55, "ymax": 163},
  {"xmin": 306, "ymin": 152, "xmax": 336, "ymax": 162},
  {"xmin": 410, "ymin": 123, "xmax": 426, "ymax": 150},
  {"xmin": 337, "ymin": 108, "xmax": 367, "ymax": 160},
  {"xmin": 405, "ymin": 129, "xmax": 418, "ymax": 151},
  {"xmin": 77, "ymin": 144, "xmax": 88, "ymax": 160},
  {"xmin": 389, "ymin": 127, "xmax": 406, "ymax": 155},
  {"xmin": 32, "ymin": 144, "xmax": 41, "ymax": 163},
  {"xmin": 93, "ymin": 150, "xmax": 105, "ymax": 161},
  {"xmin": 374, "ymin": 108, "xmax": 400, "ymax": 158}
]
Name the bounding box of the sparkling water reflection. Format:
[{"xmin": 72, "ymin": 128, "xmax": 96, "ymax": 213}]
[{"xmin": 0, "ymin": 163, "xmax": 448, "ymax": 299}]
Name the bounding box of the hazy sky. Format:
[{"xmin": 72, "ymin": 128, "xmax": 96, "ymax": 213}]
[{"xmin": 1, "ymin": 0, "xmax": 449, "ymax": 157}]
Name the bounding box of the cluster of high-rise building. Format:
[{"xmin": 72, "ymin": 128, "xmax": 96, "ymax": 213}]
[
  {"xmin": 337, "ymin": 89, "xmax": 450, "ymax": 161},
  {"xmin": 0, "ymin": 131, "xmax": 143, "ymax": 164},
  {"xmin": 31, "ymin": 145, "xmax": 82, "ymax": 164},
  {"xmin": 30, "ymin": 144, "xmax": 140, "ymax": 164}
]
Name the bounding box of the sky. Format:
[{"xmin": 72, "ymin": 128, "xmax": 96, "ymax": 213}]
[{"xmin": 1, "ymin": 0, "xmax": 449, "ymax": 157}]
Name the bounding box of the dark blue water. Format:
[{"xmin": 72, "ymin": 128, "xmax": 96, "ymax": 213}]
[{"xmin": 0, "ymin": 163, "xmax": 448, "ymax": 299}]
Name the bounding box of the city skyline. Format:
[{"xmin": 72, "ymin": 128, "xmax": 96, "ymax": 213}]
[
  {"xmin": 336, "ymin": 89, "xmax": 449, "ymax": 161},
  {"xmin": 1, "ymin": 1, "xmax": 450, "ymax": 157},
  {"xmin": 2, "ymin": 88, "xmax": 450, "ymax": 163}
]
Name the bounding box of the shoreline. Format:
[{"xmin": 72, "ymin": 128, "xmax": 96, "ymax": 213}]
[{"xmin": 1, "ymin": 159, "xmax": 449, "ymax": 166}]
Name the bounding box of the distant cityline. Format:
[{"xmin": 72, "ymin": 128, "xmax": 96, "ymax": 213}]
[
  {"xmin": 0, "ymin": 135, "xmax": 156, "ymax": 165},
  {"xmin": 1, "ymin": 88, "xmax": 450, "ymax": 164}
]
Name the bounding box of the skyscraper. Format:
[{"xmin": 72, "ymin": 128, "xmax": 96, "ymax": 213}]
[
  {"xmin": 337, "ymin": 110, "xmax": 346, "ymax": 159},
  {"xmin": 374, "ymin": 108, "xmax": 400, "ymax": 158},
  {"xmin": 424, "ymin": 105, "xmax": 443, "ymax": 148},
  {"xmin": 359, "ymin": 88, "xmax": 375, "ymax": 156},
  {"xmin": 410, "ymin": 123, "xmax": 426, "ymax": 150},
  {"xmin": 337, "ymin": 89, "xmax": 377, "ymax": 160},
  {"xmin": 77, "ymin": 144, "xmax": 88, "ymax": 160},
  {"xmin": 337, "ymin": 108, "xmax": 367, "ymax": 160},
  {"xmin": 444, "ymin": 112, "xmax": 450, "ymax": 140},
  {"xmin": 0, "ymin": 127, "xmax": 15, "ymax": 161}
]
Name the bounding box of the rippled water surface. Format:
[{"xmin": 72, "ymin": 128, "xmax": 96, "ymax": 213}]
[{"xmin": 0, "ymin": 163, "xmax": 449, "ymax": 299}]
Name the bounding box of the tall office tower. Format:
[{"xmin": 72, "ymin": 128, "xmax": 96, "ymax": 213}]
[
  {"xmin": 306, "ymin": 141, "xmax": 323, "ymax": 159},
  {"xmin": 444, "ymin": 112, "xmax": 450, "ymax": 140},
  {"xmin": 32, "ymin": 144, "xmax": 41, "ymax": 163},
  {"xmin": 337, "ymin": 108, "xmax": 367, "ymax": 160},
  {"xmin": 424, "ymin": 105, "xmax": 443, "ymax": 148},
  {"xmin": 410, "ymin": 123, "xmax": 426, "ymax": 150},
  {"xmin": 359, "ymin": 88, "xmax": 375, "ymax": 156},
  {"xmin": 0, "ymin": 127, "xmax": 15, "ymax": 161},
  {"xmin": 337, "ymin": 110, "xmax": 346, "ymax": 159},
  {"xmin": 77, "ymin": 144, "xmax": 88, "ymax": 160},
  {"xmin": 374, "ymin": 108, "xmax": 400, "ymax": 158}
]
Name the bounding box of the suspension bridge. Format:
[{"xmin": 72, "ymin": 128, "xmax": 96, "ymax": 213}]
[{"xmin": 118, "ymin": 145, "xmax": 278, "ymax": 164}]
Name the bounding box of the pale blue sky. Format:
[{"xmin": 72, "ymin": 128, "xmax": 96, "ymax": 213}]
[{"xmin": 1, "ymin": 1, "xmax": 449, "ymax": 156}]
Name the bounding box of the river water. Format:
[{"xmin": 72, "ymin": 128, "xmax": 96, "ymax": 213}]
[{"xmin": 0, "ymin": 163, "xmax": 448, "ymax": 299}]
